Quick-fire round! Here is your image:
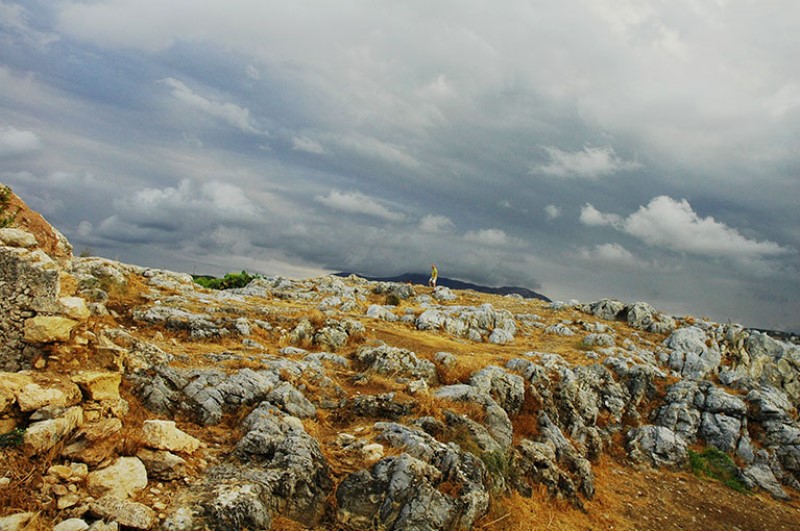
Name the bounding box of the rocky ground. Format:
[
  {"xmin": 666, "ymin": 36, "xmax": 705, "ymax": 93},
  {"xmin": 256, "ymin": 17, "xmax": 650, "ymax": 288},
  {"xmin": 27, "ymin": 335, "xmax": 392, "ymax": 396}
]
[{"xmin": 1, "ymin": 188, "xmax": 800, "ymax": 530}]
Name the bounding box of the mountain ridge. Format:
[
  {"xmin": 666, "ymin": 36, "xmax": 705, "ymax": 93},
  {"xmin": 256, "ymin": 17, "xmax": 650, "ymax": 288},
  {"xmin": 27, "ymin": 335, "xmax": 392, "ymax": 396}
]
[{"xmin": 334, "ymin": 271, "xmax": 551, "ymax": 302}]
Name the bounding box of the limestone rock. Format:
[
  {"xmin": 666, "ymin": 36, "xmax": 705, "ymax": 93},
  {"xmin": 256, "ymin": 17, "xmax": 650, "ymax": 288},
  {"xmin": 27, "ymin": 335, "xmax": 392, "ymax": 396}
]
[
  {"xmin": 23, "ymin": 406, "xmax": 83, "ymax": 454},
  {"xmin": 0, "ymin": 513, "xmax": 36, "ymax": 531},
  {"xmin": 356, "ymin": 344, "xmax": 437, "ymax": 383},
  {"xmin": 0, "ymin": 372, "xmax": 33, "ymax": 413},
  {"xmin": 86, "ymin": 457, "xmax": 148, "ymax": 500},
  {"xmin": 58, "ymin": 297, "xmax": 91, "ymax": 320},
  {"xmin": 0, "ymin": 228, "xmax": 38, "ymax": 248},
  {"xmin": 52, "ymin": 518, "xmax": 89, "ymax": 531},
  {"xmin": 89, "ymin": 497, "xmax": 157, "ymax": 530},
  {"xmin": 16, "ymin": 380, "xmax": 81, "ymax": 412},
  {"xmin": 71, "ymin": 371, "xmax": 121, "ymax": 401},
  {"xmin": 141, "ymin": 420, "xmax": 201, "ymax": 454},
  {"xmin": 627, "ymin": 425, "xmax": 688, "ymax": 468},
  {"xmin": 136, "ymin": 448, "xmax": 188, "ymax": 481},
  {"xmin": 23, "ymin": 316, "xmax": 78, "ymax": 343}
]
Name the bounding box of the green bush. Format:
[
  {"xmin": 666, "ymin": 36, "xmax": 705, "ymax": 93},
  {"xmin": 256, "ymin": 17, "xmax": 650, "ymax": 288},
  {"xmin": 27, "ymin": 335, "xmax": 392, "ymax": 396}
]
[
  {"xmin": 688, "ymin": 447, "xmax": 750, "ymax": 494},
  {"xmin": 0, "ymin": 185, "xmax": 18, "ymax": 228},
  {"xmin": 0, "ymin": 428, "xmax": 25, "ymax": 448},
  {"xmin": 193, "ymin": 270, "xmax": 258, "ymax": 290}
]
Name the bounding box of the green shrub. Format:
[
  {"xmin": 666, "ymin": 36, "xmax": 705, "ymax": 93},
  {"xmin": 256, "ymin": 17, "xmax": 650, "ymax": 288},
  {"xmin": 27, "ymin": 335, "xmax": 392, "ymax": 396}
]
[
  {"xmin": 688, "ymin": 447, "xmax": 750, "ymax": 494},
  {"xmin": 193, "ymin": 270, "xmax": 258, "ymax": 290},
  {"xmin": 0, "ymin": 185, "xmax": 18, "ymax": 228},
  {"xmin": 0, "ymin": 428, "xmax": 25, "ymax": 448}
]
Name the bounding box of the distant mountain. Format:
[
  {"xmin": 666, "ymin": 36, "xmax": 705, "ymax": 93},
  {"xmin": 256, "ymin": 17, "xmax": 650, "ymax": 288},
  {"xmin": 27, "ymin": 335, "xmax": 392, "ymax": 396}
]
[{"xmin": 334, "ymin": 272, "xmax": 551, "ymax": 302}]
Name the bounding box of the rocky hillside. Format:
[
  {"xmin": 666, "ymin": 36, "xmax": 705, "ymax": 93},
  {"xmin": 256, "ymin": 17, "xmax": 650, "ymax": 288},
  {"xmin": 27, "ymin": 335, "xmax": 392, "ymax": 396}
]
[{"xmin": 1, "ymin": 187, "xmax": 800, "ymax": 530}]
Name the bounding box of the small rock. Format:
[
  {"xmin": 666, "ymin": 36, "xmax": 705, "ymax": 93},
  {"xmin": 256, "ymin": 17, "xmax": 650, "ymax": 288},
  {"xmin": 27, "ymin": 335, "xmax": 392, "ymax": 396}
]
[
  {"xmin": 52, "ymin": 518, "xmax": 89, "ymax": 531},
  {"xmin": 141, "ymin": 420, "xmax": 201, "ymax": 454}
]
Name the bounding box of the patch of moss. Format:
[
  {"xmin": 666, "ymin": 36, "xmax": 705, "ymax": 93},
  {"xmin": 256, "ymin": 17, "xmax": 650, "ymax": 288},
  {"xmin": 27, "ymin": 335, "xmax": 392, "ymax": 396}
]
[{"xmin": 688, "ymin": 447, "xmax": 750, "ymax": 494}]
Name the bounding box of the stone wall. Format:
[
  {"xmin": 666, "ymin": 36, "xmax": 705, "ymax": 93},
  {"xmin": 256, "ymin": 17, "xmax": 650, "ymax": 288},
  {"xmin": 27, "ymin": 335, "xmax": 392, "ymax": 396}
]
[{"xmin": 0, "ymin": 230, "xmax": 62, "ymax": 371}]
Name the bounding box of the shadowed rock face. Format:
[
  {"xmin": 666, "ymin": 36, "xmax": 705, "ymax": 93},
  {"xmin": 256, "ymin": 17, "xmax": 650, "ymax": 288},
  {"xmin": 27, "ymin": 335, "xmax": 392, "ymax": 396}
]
[{"xmin": 3, "ymin": 192, "xmax": 800, "ymax": 530}]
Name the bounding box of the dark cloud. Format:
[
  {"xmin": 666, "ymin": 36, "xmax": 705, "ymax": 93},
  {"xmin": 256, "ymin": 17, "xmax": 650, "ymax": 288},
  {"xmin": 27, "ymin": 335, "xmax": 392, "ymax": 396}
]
[{"xmin": 0, "ymin": 0, "xmax": 798, "ymax": 332}]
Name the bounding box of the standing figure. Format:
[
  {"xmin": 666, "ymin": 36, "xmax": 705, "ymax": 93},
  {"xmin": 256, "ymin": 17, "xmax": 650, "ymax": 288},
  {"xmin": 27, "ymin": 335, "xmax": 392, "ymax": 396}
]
[{"xmin": 428, "ymin": 263, "xmax": 438, "ymax": 288}]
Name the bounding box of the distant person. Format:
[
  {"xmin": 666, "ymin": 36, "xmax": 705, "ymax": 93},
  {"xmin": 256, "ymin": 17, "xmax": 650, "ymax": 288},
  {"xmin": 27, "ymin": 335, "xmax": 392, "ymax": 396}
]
[{"xmin": 428, "ymin": 263, "xmax": 438, "ymax": 288}]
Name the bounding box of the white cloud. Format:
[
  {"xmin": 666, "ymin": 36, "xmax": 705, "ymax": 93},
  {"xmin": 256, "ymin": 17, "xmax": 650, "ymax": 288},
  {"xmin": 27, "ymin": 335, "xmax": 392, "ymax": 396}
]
[
  {"xmin": 533, "ymin": 146, "xmax": 641, "ymax": 179},
  {"xmin": 0, "ymin": 126, "xmax": 41, "ymax": 156},
  {"xmin": 292, "ymin": 136, "xmax": 327, "ymax": 155},
  {"xmin": 544, "ymin": 204, "xmax": 562, "ymax": 220},
  {"xmin": 578, "ymin": 243, "xmax": 647, "ymax": 268},
  {"xmin": 159, "ymin": 78, "xmax": 265, "ymax": 135},
  {"xmin": 579, "ymin": 203, "xmax": 623, "ymax": 227},
  {"xmin": 418, "ymin": 214, "xmax": 454, "ymax": 233},
  {"xmin": 464, "ymin": 228, "xmax": 510, "ymax": 247},
  {"xmin": 112, "ymin": 178, "xmax": 262, "ymax": 231},
  {"xmin": 315, "ymin": 190, "xmax": 405, "ymax": 222},
  {"xmin": 584, "ymin": 196, "xmax": 791, "ymax": 259}
]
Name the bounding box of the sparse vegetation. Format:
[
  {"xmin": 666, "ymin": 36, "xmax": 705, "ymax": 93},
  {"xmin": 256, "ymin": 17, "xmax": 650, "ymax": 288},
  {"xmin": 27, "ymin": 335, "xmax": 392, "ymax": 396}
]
[
  {"xmin": 193, "ymin": 270, "xmax": 258, "ymax": 290},
  {"xmin": 0, "ymin": 185, "xmax": 19, "ymax": 228},
  {"xmin": 689, "ymin": 447, "xmax": 750, "ymax": 494}
]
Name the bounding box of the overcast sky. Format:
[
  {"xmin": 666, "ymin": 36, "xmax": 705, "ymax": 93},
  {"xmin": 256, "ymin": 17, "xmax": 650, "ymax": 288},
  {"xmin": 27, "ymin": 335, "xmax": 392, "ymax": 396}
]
[{"xmin": 1, "ymin": 0, "xmax": 798, "ymax": 332}]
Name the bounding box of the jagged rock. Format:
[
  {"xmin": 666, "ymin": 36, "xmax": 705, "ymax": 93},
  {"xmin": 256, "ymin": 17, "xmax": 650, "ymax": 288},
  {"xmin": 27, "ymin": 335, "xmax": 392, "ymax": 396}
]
[
  {"xmin": 23, "ymin": 406, "xmax": 83, "ymax": 454},
  {"xmin": 266, "ymin": 382, "xmax": 316, "ymax": 418},
  {"xmin": 489, "ymin": 327, "xmax": 514, "ymax": 344},
  {"xmin": 89, "ymin": 497, "xmax": 157, "ymax": 530},
  {"xmin": 663, "ymin": 326, "xmax": 721, "ymax": 379},
  {"xmin": 582, "ymin": 333, "xmax": 615, "ymax": 348},
  {"xmin": 137, "ymin": 448, "xmax": 188, "ymax": 481},
  {"xmin": 435, "ymin": 385, "xmax": 513, "ymax": 449},
  {"xmin": 351, "ymin": 393, "xmax": 412, "ymax": 419},
  {"xmin": 537, "ymin": 413, "xmax": 595, "ymax": 498},
  {"xmin": 23, "ymin": 316, "xmax": 79, "ymax": 343},
  {"xmin": 432, "ymin": 286, "xmax": 457, "ymax": 301},
  {"xmin": 366, "ymin": 304, "xmax": 398, "ymax": 322},
  {"xmin": 742, "ymin": 462, "xmax": 790, "ymax": 500},
  {"xmin": 356, "ymin": 344, "xmax": 437, "ymax": 383},
  {"xmin": 313, "ymin": 324, "xmax": 349, "ymax": 351},
  {"xmin": 545, "ymin": 323, "xmax": 575, "ymax": 336},
  {"xmin": 587, "ymin": 299, "xmax": 626, "ymax": 321},
  {"xmin": 469, "ymin": 365, "xmax": 525, "ymax": 416},
  {"xmin": 434, "ymin": 351, "xmax": 457, "ymax": 369},
  {"xmin": 443, "ymin": 410, "xmax": 504, "ymax": 455},
  {"xmin": 62, "ymin": 417, "xmax": 123, "ymax": 465},
  {"xmin": 372, "ymin": 281, "xmax": 415, "ymax": 300},
  {"xmin": 141, "ymin": 419, "xmax": 201, "ymax": 454},
  {"xmin": 204, "ymin": 482, "xmax": 271, "ymax": 531},
  {"xmin": 655, "ymin": 380, "xmax": 749, "ymax": 454},
  {"xmin": 514, "ymin": 439, "xmax": 582, "ymax": 506},
  {"xmin": 133, "ymin": 366, "xmax": 281, "ymax": 425},
  {"xmin": 337, "ymin": 454, "xmax": 459, "ymax": 530},
  {"xmin": 71, "ymin": 371, "xmax": 121, "ymax": 401},
  {"xmin": 627, "ymin": 425, "xmax": 688, "ymax": 468},
  {"xmin": 133, "ymin": 305, "xmax": 224, "ymax": 340},
  {"xmin": 86, "ymin": 457, "xmax": 148, "ymax": 500},
  {"xmin": 220, "ymin": 403, "xmax": 333, "ymax": 526},
  {"xmin": 355, "ymin": 422, "xmax": 489, "ymax": 528}
]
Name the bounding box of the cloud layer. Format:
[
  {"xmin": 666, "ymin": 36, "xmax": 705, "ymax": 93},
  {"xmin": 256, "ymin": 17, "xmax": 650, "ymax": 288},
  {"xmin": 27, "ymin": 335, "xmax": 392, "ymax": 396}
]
[{"xmin": 1, "ymin": 0, "xmax": 798, "ymax": 332}]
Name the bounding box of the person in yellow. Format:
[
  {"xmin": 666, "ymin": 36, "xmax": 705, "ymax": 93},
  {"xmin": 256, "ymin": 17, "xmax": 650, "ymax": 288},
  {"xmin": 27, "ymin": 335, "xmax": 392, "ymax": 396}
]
[{"xmin": 428, "ymin": 264, "xmax": 438, "ymax": 288}]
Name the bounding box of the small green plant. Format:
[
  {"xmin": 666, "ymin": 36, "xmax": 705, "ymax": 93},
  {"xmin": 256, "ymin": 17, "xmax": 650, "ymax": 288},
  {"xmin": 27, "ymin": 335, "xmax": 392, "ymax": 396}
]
[
  {"xmin": 193, "ymin": 270, "xmax": 258, "ymax": 290},
  {"xmin": 0, "ymin": 185, "xmax": 19, "ymax": 228},
  {"xmin": 688, "ymin": 447, "xmax": 750, "ymax": 494},
  {"xmin": 0, "ymin": 428, "xmax": 25, "ymax": 447}
]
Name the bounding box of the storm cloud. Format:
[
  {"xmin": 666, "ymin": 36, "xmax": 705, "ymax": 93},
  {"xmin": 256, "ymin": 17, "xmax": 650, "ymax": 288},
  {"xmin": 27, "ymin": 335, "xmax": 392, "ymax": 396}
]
[{"xmin": 1, "ymin": 0, "xmax": 798, "ymax": 332}]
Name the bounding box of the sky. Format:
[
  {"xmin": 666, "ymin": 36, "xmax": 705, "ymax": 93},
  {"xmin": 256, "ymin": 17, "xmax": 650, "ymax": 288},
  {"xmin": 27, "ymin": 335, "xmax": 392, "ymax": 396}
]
[{"xmin": 1, "ymin": 1, "xmax": 798, "ymax": 332}]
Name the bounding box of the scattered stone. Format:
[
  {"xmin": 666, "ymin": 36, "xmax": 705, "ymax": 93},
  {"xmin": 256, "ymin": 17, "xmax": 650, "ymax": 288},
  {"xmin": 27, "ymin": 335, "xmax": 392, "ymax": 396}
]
[
  {"xmin": 86, "ymin": 457, "xmax": 148, "ymax": 500},
  {"xmin": 141, "ymin": 420, "xmax": 201, "ymax": 454},
  {"xmin": 24, "ymin": 316, "xmax": 79, "ymax": 343},
  {"xmin": 89, "ymin": 497, "xmax": 157, "ymax": 530}
]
